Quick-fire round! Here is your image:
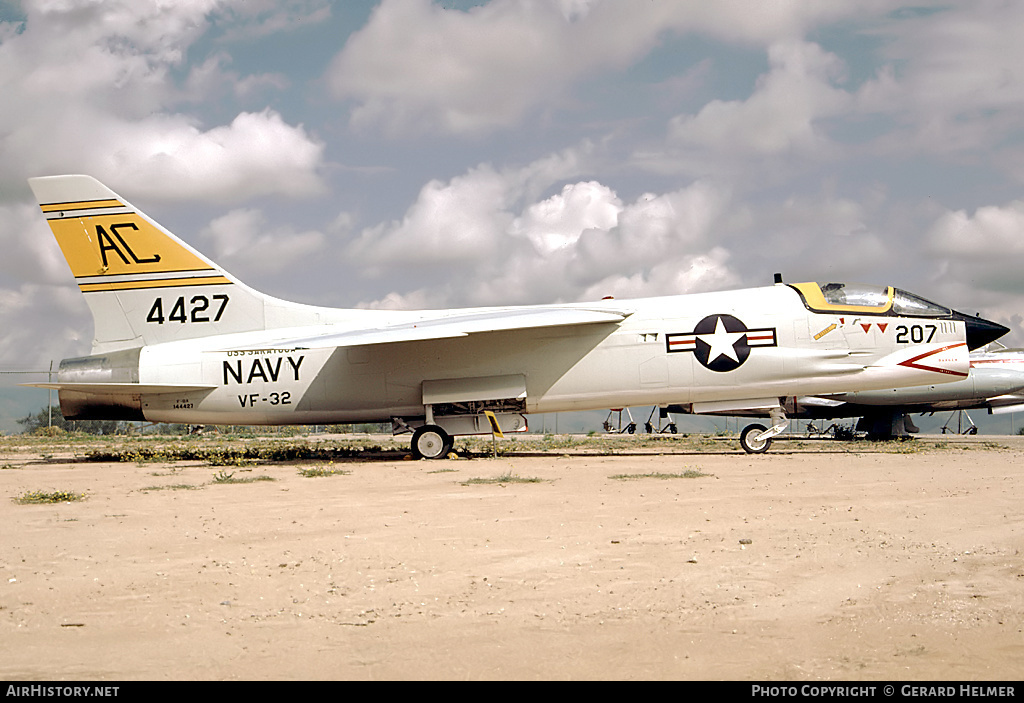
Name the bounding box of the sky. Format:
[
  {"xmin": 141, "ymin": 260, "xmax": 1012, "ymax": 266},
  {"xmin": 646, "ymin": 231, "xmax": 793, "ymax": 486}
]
[{"xmin": 3, "ymin": 0, "xmax": 1024, "ymax": 434}]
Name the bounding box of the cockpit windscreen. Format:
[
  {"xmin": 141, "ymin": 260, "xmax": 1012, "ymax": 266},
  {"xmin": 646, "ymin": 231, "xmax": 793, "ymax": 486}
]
[{"xmin": 789, "ymin": 282, "xmax": 952, "ymax": 318}]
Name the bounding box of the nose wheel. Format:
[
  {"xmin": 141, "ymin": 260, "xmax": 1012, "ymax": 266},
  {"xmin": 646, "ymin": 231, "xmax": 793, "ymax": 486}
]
[
  {"xmin": 739, "ymin": 407, "xmax": 789, "ymax": 454},
  {"xmin": 740, "ymin": 423, "xmax": 772, "ymax": 454},
  {"xmin": 411, "ymin": 425, "xmax": 454, "ymax": 460}
]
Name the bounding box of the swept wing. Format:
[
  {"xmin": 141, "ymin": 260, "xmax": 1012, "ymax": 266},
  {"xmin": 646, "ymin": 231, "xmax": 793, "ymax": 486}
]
[{"xmin": 233, "ymin": 306, "xmax": 633, "ymax": 351}]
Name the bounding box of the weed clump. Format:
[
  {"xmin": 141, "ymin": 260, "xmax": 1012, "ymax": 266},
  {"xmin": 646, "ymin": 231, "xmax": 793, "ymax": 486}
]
[
  {"xmin": 297, "ymin": 466, "xmax": 350, "ymax": 477},
  {"xmin": 13, "ymin": 490, "xmax": 85, "ymax": 504},
  {"xmin": 610, "ymin": 469, "xmax": 710, "ymax": 480},
  {"xmin": 462, "ymin": 472, "xmax": 543, "ymax": 485},
  {"xmin": 211, "ymin": 470, "xmax": 276, "ymax": 484}
]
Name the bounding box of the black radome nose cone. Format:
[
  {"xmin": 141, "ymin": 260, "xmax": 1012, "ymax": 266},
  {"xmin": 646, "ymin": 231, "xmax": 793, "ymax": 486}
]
[{"xmin": 955, "ymin": 311, "xmax": 1010, "ymax": 350}]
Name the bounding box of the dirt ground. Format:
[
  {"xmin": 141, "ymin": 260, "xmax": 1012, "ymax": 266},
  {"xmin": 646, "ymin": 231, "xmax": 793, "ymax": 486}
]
[{"xmin": 1, "ymin": 433, "xmax": 1023, "ymax": 681}]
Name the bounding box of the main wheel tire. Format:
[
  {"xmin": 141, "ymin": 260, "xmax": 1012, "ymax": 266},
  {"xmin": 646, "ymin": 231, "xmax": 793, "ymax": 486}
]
[
  {"xmin": 740, "ymin": 423, "xmax": 772, "ymax": 454},
  {"xmin": 411, "ymin": 425, "xmax": 453, "ymax": 460}
]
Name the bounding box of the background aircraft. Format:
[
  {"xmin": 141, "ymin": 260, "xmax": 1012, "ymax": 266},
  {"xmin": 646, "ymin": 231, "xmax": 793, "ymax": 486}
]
[
  {"xmin": 25, "ymin": 175, "xmax": 1008, "ymax": 457},
  {"xmin": 802, "ymin": 347, "xmax": 1024, "ymax": 438},
  {"xmin": 676, "ymin": 348, "xmax": 1024, "ymax": 447}
]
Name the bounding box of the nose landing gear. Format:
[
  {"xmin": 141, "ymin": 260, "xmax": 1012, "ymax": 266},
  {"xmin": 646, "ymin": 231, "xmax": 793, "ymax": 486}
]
[{"xmin": 739, "ymin": 407, "xmax": 789, "ymax": 454}]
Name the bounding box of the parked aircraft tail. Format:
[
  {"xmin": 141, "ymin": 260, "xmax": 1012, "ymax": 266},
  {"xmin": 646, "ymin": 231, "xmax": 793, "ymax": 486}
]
[{"xmin": 28, "ymin": 175, "xmax": 350, "ymax": 354}]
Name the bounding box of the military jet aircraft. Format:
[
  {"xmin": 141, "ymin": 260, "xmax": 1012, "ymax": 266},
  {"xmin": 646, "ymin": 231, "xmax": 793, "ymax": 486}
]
[
  {"xmin": 24, "ymin": 175, "xmax": 1008, "ymax": 457},
  {"xmin": 803, "ymin": 348, "xmax": 1024, "ymax": 438}
]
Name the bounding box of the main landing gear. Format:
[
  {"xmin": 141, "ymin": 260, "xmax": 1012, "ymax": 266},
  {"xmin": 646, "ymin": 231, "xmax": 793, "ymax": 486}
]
[
  {"xmin": 739, "ymin": 407, "xmax": 790, "ymax": 454},
  {"xmin": 395, "ymin": 406, "xmax": 527, "ymax": 459},
  {"xmin": 410, "ymin": 424, "xmax": 455, "ymax": 460}
]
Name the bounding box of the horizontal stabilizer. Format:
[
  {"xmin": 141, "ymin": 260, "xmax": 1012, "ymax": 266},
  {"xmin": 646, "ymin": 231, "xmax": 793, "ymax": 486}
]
[
  {"xmin": 228, "ymin": 306, "xmax": 632, "ymax": 351},
  {"xmin": 22, "ymin": 383, "xmax": 217, "ymax": 394}
]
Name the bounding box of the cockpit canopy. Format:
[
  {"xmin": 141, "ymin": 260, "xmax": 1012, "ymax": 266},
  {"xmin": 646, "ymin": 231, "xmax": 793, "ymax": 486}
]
[
  {"xmin": 788, "ymin": 282, "xmax": 952, "ymax": 318},
  {"xmin": 786, "ymin": 281, "xmax": 1008, "ymax": 350}
]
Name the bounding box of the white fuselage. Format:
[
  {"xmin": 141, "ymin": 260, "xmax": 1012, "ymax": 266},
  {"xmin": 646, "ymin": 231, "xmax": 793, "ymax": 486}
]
[{"xmin": 128, "ymin": 284, "xmax": 969, "ymax": 425}]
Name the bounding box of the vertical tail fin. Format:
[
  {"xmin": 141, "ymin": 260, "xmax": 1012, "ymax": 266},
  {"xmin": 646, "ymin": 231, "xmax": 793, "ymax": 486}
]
[{"xmin": 29, "ymin": 175, "xmax": 286, "ymax": 353}]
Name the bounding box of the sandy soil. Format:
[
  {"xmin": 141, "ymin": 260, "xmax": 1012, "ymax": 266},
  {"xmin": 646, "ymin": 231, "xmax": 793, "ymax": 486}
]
[{"xmin": 1, "ymin": 433, "xmax": 1023, "ymax": 681}]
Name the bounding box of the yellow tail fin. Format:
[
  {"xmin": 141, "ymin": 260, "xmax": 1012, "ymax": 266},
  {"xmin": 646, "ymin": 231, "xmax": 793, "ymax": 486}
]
[
  {"xmin": 31, "ymin": 176, "xmax": 233, "ymax": 287},
  {"xmin": 29, "ymin": 175, "xmax": 263, "ymax": 352}
]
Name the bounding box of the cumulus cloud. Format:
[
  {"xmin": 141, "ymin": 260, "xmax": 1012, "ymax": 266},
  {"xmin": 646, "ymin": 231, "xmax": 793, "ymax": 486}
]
[
  {"xmin": 350, "ymin": 156, "xmax": 740, "ymax": 309},
  {"xmin": 668, "ymin": 40, "xmax": 851, "ymax": 159},
  {"xmin": 0, "ymin": 203, "xmax": 74, "ymax": 288},
  {"xmin": 928, "ymin": 202, "xmax": 1024, "ymax": 261},
  {"xmin": 0, "ymin": 0, "xmax": 326, "ymax": 203},
  {"xmin": 347, "ymin": 145, "xmax": 589, "ymax": 271},
  {"xmin": 105, "ymin": 110, "xmax": 326, "ymax": 202},
  {"xmin": 326, "ymin": 0, "xmax": 590, "ymax": 136},
  {"xmin": 510, "ymin": 182, "xmax": 620, "ymax": 254},
  {"xmin": 326, "ymin": 0, "xmax": 879, "ymax": 143},
  {"xmin": 926, "ymin": 202, "xmax": 1024, "ymax": 297},
  {"xmin": 649, "ymin": 5, "xmax": 1024, "ymax": 177},
  {"xmin": 579, "ymin": 247, "xmax": 740, "ymax": 302},
  {"xmin": 859, "ymin": 3, "xmax": 1024, "ymax": 116},
  {"xmin": 921, "ymin": 201, "xmax": 1024, "ymax": 340},
  {"xmin": 0, "ymin": 284, "xmax": 89, "ymax": 366},
  {"xmin": 851, "ymin": 3, "xmax": 1024, "ymax": 162},
  {"xmin": 200, "ymin": 206, "xmax": 327, "ymax": 277},
  {"xmin": 325, "ymin": 0, "xmax": 872, "ymax": 137},
  {"xmin": 180, "ymin": 51, "xmax": 290, "ymax": 104},
  {"xmin": 348, "ymin": 164, "xmax": 515, "ymax": 271}
]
